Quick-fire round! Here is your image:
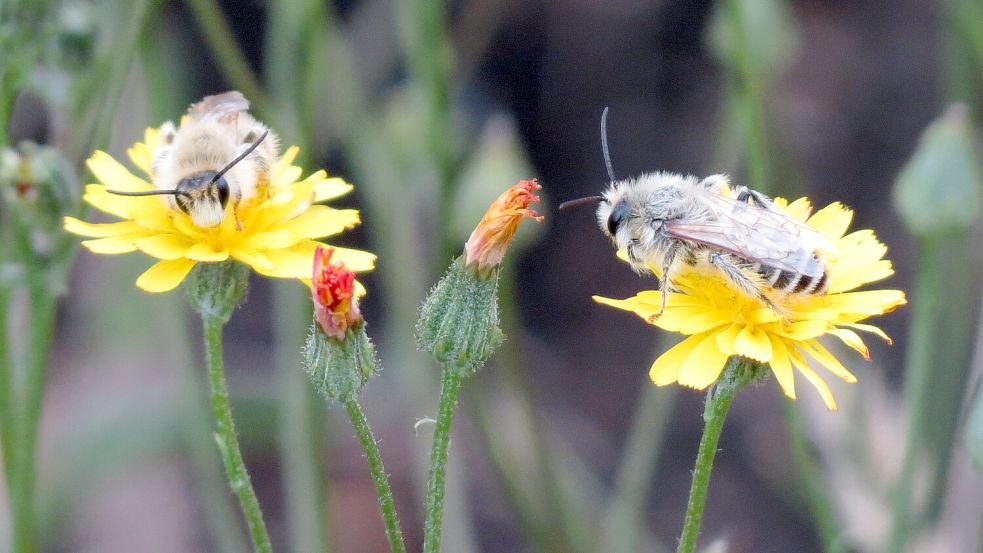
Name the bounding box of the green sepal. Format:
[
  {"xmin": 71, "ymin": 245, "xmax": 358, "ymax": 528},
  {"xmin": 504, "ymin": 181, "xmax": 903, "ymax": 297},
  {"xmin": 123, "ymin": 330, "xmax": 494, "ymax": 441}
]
[
  {"xmin": 186, "ymin": 261, "xmax": 249, "ymax": 323},
  {"xmin": 303, "ymin": 320, "xmax": 378, "ymax": 402},
  {"xmin": 416, "ymin": 256, "xmax": 504, "ymax": 376}
]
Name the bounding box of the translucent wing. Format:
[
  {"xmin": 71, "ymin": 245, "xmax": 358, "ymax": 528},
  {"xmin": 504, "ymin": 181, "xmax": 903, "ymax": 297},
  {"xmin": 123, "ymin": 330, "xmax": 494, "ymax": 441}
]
[
  {"xmin": 188, "ymin": 91, "xmax": 249, "ymax": 123},
  {"xmin": 665, "ymin": 190, "xmax": 831, "ymax": 277}
]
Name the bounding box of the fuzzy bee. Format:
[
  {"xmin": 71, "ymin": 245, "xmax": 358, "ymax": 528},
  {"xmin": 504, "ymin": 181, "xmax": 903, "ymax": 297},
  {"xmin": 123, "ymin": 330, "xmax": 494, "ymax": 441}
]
[
  {"xmin": 561, "ymin": 109, "xmax": 832, "ymax": 319},
  {"xmin": 108, "ymin": 91, "xmax": 279, "ymax": 228}
]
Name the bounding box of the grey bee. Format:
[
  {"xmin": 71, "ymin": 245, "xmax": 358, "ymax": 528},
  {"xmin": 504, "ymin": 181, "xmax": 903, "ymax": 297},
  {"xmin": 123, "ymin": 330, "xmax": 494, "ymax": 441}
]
[
  {"xmin": 106, "ymin": 91, "xmax": 279, "ymax": 228},
  {"xmin": 561, "ymin": 109, "xmax": 832, "ymax": 319}
]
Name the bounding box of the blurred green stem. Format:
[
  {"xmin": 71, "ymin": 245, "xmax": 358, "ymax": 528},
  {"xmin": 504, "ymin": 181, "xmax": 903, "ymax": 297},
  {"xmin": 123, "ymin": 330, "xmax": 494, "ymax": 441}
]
[
  {"xmin": 604, "ymin": 384, "xmax": 676, "ymax": 553},
  {"xmin": 676, "ymin": 357, "xmax": 753, "ymax": 553},
  {"xmin": 275, "ymin": 283, "xmax": 329, "ymax": 553},
  {"xmin": 0, "ymin": 283, "xmax": 14, "ymax": 487},
  {"xmin": 202, "ymin": 315, "xmax": 273, "ymax": 553},
  {"xmin": 888, "ymin": 240, "xmax": 939, "ymax": 553},
  {"xmin": 782, "ymin": 399, "xmax": 843, "ymax": 553},
  {"xmin": 725, "ymin": 0, "xmax": 769, "ymax": 192},
  {"xmin": 393, "ymin": 0, "xmax": 456, "ymax": 264},
  {"xmin": 184, "ymin": 0, "xmax": 271, "ymax": 117},
  {"xmin": 423, "ymin": 368, "xmax": 463, "ymax": 553},
  {"xmin": 343, "ymin": 397, "xmax": 407, "ymax": 553}
]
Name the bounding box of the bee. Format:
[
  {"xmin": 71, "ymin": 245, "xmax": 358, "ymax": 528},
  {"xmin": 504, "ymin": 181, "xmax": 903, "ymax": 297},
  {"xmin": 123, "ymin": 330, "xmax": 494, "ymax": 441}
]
[
  {"xmin": 107, "ymin": 91, "xmax": 280, "ymax": 228},
  {"xmin": 560, "ymin": 108, "xmax": 832, "ymax": 319}
]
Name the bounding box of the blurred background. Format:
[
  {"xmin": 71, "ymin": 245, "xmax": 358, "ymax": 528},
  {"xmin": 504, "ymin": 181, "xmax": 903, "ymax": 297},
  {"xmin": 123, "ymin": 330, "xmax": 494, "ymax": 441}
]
[{"xmin": 2, "ymin": 0, "xmax": 983, "ymax": 551}]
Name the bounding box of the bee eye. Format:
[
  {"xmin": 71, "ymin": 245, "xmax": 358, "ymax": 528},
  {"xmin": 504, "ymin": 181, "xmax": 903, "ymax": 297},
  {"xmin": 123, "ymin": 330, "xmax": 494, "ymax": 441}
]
[
  {"xmin": 215, "ymin": 177, "xmax": 230, "ymax": 207},
  {"xmin": 607, "ymin": 202, "xmax": 629, "ymax": 235}
]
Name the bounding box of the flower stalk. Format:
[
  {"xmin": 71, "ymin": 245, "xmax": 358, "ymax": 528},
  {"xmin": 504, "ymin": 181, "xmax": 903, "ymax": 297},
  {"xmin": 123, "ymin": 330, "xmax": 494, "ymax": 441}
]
[
  {"xmin": 416, "ymin": 179, "xmax": 542, "ymax": 553},
  {"xmin": 191, "ymin": 262, "xmax": 272, "ymax": 553},
  {"xmin": 676, "ymin": 357, "xmax": 757, "ymax": 553}
]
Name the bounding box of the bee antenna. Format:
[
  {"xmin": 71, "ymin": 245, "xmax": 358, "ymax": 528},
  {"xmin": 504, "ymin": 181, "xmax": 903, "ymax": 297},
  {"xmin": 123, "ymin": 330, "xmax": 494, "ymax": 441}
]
[
  {"xmin": 211, "ymin": 130, "xmax": 269, "ymax": 184},
  {"xmin": 558, "ymin": 195, "xmax": 605, "ymax": 211},
  {"xmin": 106, "ymin": 188, "xmax": 190, "ymax": 197},
  {"xmin": 600, "ymin": 106, "xmax": 616, "ymax": 183}
]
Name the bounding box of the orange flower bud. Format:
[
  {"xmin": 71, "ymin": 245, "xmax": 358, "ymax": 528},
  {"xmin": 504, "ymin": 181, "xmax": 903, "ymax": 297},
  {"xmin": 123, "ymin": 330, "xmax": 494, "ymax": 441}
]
[
  {"xmin": 312, "ymin": 246, "xmax": 362, "ymax": 339},
  {"xmin": 464, "ymin": 179, "xmax": 543, "ymax": 274}
]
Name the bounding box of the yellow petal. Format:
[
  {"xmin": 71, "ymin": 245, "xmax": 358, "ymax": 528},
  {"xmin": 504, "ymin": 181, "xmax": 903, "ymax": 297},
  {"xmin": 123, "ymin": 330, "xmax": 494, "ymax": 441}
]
[
  {"xmin": 231, "ymin": 248, "xmax": 277, "ymax": 272},
  {"xmin": 828, "ymin": 329, "xmax": 870, "ymax": 360},
  {"xmin": 134, "ymin": 234, "xmax": 194, "ymax": 260},
  {"xmin": 258, "ymin": 248, "xmax": 315, "ymax": 279},
  {"xmin": 314, "ymin": 177, "xmax": 354, "ymax": 202},
  {"xmin": 840, "ymin": 322, "xmax": 893, "ymax": 345},
  {"xmin": 807, "ymin": 202, "xmax": 853, "ymax": 241},
  {"xmin": 734, "ymin": 325, "xmax": 773, "ymax": 362},
  {"xmin": 800, "ymin": 340, "xmax": 857, "ymax": 383},
  {"xmin": 305, "ymin": 243, "xmax": 376, "ymax": 272},
  {"xmin": 649, "ymin": 333, "xmax": 707, "ymax": 386},
  {"xmin": 789, "ymin": 348, "xmax": 837, "ymax": 411},
  {"xmin": 186, "ymin": 242, "xmax": 230, "ymax": 262},
  {"xmin": 136, "ymin": 258, "xmax": 197, "ymax": 292},
  {"xmin": 823, "ymin": 290, "xmax": 907, "ymax": 316},
  {"xmin": 775, "ymin": 319, "xmax": 830, "ymax": 340},
  {"xmin": 241, "ymin": 230, "xmax": 295, "ymax": 251},
  {"xmin": 86, "ymin": 151, "xmax": 155, "ymax": 192},
  {"xmin": 278, "ymin": 206, "xmax": 360, "ymax": 239},
  {"xmin": 715, "ymin": 324, "xmax": 743, "ymax": 355},
  {"xmin": 782, "ymin": 197, "xmax": 813, "ymax": 221},
  {"xmin": 81, "ymin": 237, "xmax": 139, "ymax": 254},
  {"xmin": 769, "ymin": 336, "xmax": 796, "ymax": 400},
  {"xmin": 64, "ymin": 217, "xmax": 144, "ymax": 238},
  {"xmin": 677, "ymin": 332, "xmax": 731, "ymax": 389},
  {"xmin": 127, "ymin": 140, "xmax": 155, "ymax": 177}
]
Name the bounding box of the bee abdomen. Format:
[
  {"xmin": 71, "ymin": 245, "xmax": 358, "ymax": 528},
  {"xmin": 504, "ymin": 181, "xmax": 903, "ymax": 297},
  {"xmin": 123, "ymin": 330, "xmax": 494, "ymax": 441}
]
[{"xmin": 762, "ymin": 267, "xmax": 829, "ymax": 295}]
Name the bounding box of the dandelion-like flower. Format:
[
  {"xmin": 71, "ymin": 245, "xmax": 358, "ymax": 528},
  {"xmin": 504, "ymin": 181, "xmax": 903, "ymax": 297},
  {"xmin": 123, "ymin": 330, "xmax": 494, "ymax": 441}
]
[
  {"xmin": 63, "ymin": 127, "xmax": 374, "ymax": 292},
  {"xmin": 595, "ymin": 198, "xmax": 906, "ymax": 410}
]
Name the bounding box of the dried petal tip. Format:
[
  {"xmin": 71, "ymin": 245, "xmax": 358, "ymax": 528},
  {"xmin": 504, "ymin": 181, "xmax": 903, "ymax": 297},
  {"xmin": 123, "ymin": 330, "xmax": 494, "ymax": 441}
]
[
  {"xmin": 464, "ymin": 179, "xmax": 543, "ymax": 274},
  {"xmin": 312, "ymin": 246, "xmax": 363, "ymax": 339}
]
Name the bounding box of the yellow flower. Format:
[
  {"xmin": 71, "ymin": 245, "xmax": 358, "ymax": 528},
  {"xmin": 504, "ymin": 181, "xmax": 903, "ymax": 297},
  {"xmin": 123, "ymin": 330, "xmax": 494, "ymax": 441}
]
[
  {"xmin": 64, "ymin": 127, "xmax": 375, "ymax": 292},
  {"xmin": 594, "ymin": 198, "xmax": 906, "ymax": 410}
]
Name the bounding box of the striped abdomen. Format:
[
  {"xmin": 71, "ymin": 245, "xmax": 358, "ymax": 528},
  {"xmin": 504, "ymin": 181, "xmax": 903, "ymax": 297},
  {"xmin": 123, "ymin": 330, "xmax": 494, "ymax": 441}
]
[{"xmin": 755, "ymin": 260, "xmax": 829, "ymax": 295}]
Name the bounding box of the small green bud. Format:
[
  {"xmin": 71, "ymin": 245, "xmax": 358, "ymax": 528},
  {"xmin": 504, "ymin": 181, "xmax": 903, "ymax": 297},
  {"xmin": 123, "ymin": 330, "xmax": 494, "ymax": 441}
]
[
  {"xmin": 416, "ymin": 256, "xmax": 505, "ymax": 376},
  {"xmin": 186, "ymin": 261, "xmax": 249, "ymax": 323},
  {"xmin": 303, "ymin": 321, "xmax": 378, "ymax": 401},
  {"xmin": 893, "ymin": 104, "xmax": 982, "ymax": 237}
]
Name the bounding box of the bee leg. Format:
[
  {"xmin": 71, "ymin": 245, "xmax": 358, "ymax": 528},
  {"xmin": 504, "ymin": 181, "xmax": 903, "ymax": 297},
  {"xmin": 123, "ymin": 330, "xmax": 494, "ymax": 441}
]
[
  {"xmin": 709, "ymin": 252, "xmax": 783, "ymax": 314},
  {"xmin": 647, "ymin": 243, "xmax": 679, "ymax": 323},
  {"xmin": 734, "ymin": 186, "xmax": 773, "ymax": 209},
  {"xmin": 234, "ymin": 210, "xmax": 244, "ymax": 231}
]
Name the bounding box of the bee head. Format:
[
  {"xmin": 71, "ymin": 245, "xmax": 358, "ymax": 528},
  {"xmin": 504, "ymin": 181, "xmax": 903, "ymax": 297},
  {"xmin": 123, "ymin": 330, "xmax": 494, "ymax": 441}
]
[{"xmin": 175, "ymin": 171, "xmax": 229, "ymax": 228}]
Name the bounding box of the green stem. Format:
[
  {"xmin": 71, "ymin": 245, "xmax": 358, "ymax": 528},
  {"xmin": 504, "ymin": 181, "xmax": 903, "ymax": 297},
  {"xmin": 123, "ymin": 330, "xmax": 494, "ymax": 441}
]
[
  {"xmin": 782, "ymin": 398, "xmax": 843, "ymax": 553},
  {"xmin": 887, "ymin": 241, "xmax": 939, "ymax": 553},
  {"xmin": 0, "ymin": 283, "xmax": 14, "ymax": 488},
  {"xmin": 725, "ymin": 0, "xmax": 769, "ymax": 192},
  {"xmin": 202, "ymin": 315, "xmax": 273, "ymax": 553},
  {"xmin": 11, "ymin": 279, "xmax": 55, "ymax": 553},
  {"xmin": 184, "ymin": 0, "xmax": 272, "ymax": 117},
  {"xmin": 676, "ymin": 357, "xmax": 752, "ymax": 553},
  {"xmin": 423, "ymin": 369, "xmax": 464, "ymax": 553},
  {"xmin": 343, "ymin": 397, "xmax": 407, "ymax": 553}
]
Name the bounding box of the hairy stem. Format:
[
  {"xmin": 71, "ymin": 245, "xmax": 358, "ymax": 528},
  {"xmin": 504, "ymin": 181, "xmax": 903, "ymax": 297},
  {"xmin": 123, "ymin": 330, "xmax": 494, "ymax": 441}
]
[
  {"xmin": 676, "ymin": 357, "xmax": 752, "ymax": 553},
  {"xmin": 423, "ymin": 369, "xmax": 464, "ymax": 553},
  {"xmin": 343, "ymin": 397, "xmax": 407, "ymax": 553},
  {"xmin": 202, "ymin": 315, "xmax": 273, "ymax": 553}
]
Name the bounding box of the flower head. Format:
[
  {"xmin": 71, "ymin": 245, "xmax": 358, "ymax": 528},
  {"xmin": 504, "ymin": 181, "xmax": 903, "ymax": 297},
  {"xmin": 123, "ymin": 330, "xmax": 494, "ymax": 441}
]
[
  {"xmin": 64, "ymin": 127, "xmax": 374, "ymax": 292},
  {"xmin": 312, "ymin": 246, "xmax": 362, "ymax": 340},
  {"xmin": 464, "ymin": 179, "xmax": 543, "ymax": 274},
  {"xmin": 595, "ymin": 198, "xmax": 906, "ymax": 410}
]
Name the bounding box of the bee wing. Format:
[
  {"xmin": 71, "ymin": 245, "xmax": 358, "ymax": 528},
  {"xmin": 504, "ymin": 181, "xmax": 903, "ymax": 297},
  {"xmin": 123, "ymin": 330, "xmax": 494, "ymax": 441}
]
[
  {"xmin": 189, "ymin": 91, "xmax": 249, "ymax": 123},
  {"xmin": 665, "ymin": 191, "xmax": 831, "ymax": 277}
]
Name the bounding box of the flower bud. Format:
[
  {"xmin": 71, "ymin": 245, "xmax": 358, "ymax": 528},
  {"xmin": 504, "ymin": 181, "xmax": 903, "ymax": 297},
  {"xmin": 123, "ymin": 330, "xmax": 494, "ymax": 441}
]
[
  {"xmin": 312, "ymin": 246, "xmax": 363, "ymax": 339},
  {"xmin": 463, "ymin": 179, "xmax": 543, "ymax": 276},
  {"xmin": 304, "ymin": 246, "xmax": 377, "ymax": 400},
  {"xmin": 417, "ymin": 180, "xmax": 542, "ymax": 375}
]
